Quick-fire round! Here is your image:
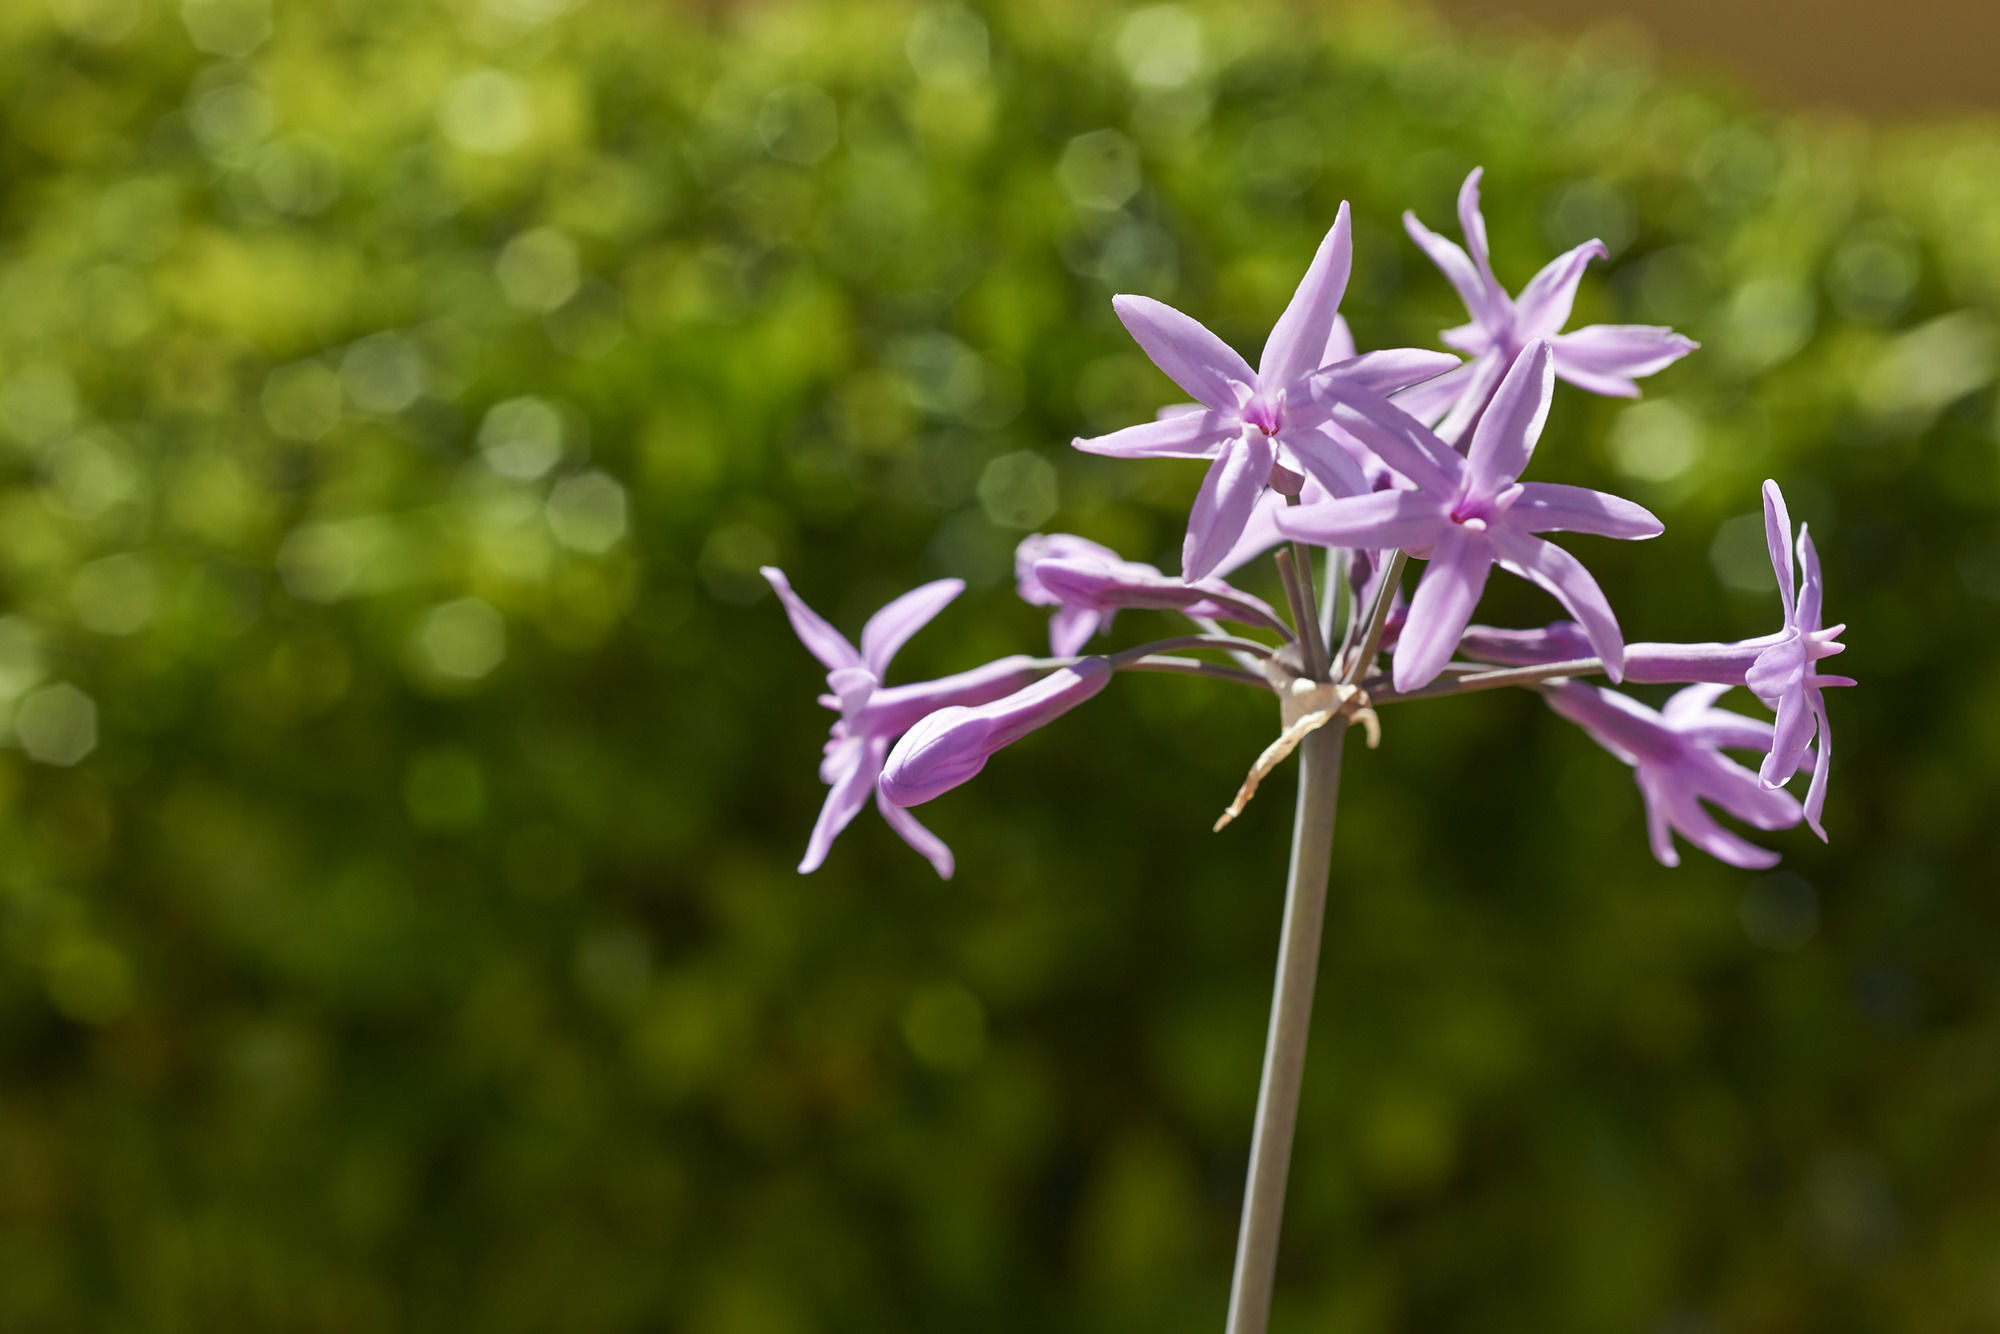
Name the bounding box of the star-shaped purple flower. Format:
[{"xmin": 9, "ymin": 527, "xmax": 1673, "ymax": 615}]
[
  {"xmin": 1546, "ymin": 680, "xmax": 1804, "ymax": 869},
  {"xmin": 1400, "ymin": 168, "xmax": 1697, "ymax": 440},
  {"xmin": 1274, "ymin": 341, "xmax": 1662, "ymax": 691},
  {"xmin": 1746, "ymin": 480, "xmax": 1855, "ymax": 839},
  {"xmin": 1070, "ymin": 203, "xmax": 1461, "ymax": 580},
  {"xmin": 763, "ymin": 567, "xmax": 1041, "ymax": 879}
]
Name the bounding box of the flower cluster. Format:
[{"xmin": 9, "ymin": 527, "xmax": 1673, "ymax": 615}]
[{"xmin": 768, "ymin": 170, "xmax": 1851, "ymax": 876}]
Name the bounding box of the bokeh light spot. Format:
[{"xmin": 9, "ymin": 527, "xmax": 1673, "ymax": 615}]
[
  {"xmin": 1608, "ymin": 399, "xmax": 1703, "ymax": 483},
  {"xmin": 1058, "ymin": 129, "xmax": 1142, "ymax": 211},
  {"xmin": 412, "ymin": 598, "xmax": 506, "ymax": 682},
  {"xmin": 70, "ymin": 554, "xmax": 158, "ymax": 637},
  {"xmin": 976, "ymin": 451, "xmax": 1058, "ymax": 529},
  {"xmin": 478, "ymin": 397, "xmax": 565, "ymax": 479},
  {"xmin": 439, "ymin": 70, "xmax": 533, "ymax": 155},
  {"xmin": 1115, "ymin": 6, "xmax": 1206, "ymax": 90},
  {"xmin": 262, "ymin": 360, "xmax": 344, "ymax": 441},
  {"xmin": 14, "ymin": 682, "xmax": 98, "ymax": 767},
  {"xmin": 906, "ymin": 5, "xmax": 989, "ymax": 86},
  {"xmin": 496, "ymin": 227, "xmax": 581, "ymax": 313},
  {"xmin": 546, "ymin": 470, "xmax": 628, "ymax": 554},
  {"xmin": 340, "ymin": 334, "xmax": 426, "ymax": 416},
  {"xmin": 180, "ymin": 0, "xmax": 271, "ymax": 58}
]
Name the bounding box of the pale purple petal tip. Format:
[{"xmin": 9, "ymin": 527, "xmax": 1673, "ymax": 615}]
[
  {"xmin": 875, "ymin": 788, "xmax": 955, "ymax": 878},
  {"xmin": 861, "ymin": 578, "xmax": 963, "ymax": 677},
  {"xmin": 763, "ymin": 566, "xmax": 863, "ymax": 673},
  {"xmin": 1260, "ymin": 201, "xmax": 1353, "ymax": 390},
  {"xmin": 1465, "ymin": 341, "xmax": 1555, "ymax": 500},
  {"xmin": 1112, "ymin": 294, "xmax": 1256, "ymax": 412}
]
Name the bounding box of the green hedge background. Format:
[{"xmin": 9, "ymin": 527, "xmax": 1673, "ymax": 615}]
[{"xmin": 1, "ymin": 0, "xmax": 1997, "ymax": 1329}]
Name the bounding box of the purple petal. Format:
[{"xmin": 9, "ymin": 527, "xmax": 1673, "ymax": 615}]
[
  {"xmin": 1016, "ymin": 533, "xmax": 1121, "ymax": 606},
  {"xmin": 861, "ymin": 655, "xmax": 1049, "ymax": 736},
  {"xmin": 1692, "ymin": 751, "xmax": 1803, "ymax": 831},
  {"xmin": 1512, "ymin": 239, "xmax": 1607, "ymax": 338},
  {"xmin": 1311, "ymin": 348, "xmax": 1465, "ymax": 398},
  {"xmin": 861, "ymin": 578, "xmax": 964, "ymax": 677},
  {"xmin": 1390, "ymin": 357, "xmax": 1482, "ymax": 427},
  {"xmin": 1323, "ymin": 313, "xmax": 1356, "ymax": 364},
  {"xmin": 1634, "ymin": 770, "xmax": 1683, "ymax": 868},
  {"xmin": 1661, "ymin": 778, "xmax": 1783, "ymax": 869},
  {"xmin": 799, "ymin": 738, "xmax": 878, "ymax": 873},
  {"xmin": 1282, "ymin": 426, "xmax": 1374, "ymax": 499},
  {"xmin": 1049, "ymin": 604, "xmax": 1104, "ymax": 656},
  {"xmin": 762, "ymin": 566, "xmax": 863, "ymax": 673},
  {"xmin": 1259, "ymin": 202, "xmax": 1353, "ymax": 390},
  {"xmin": 1404, "ymin": 210, "xmax": 1500, "ymax": 329},
  {"xmin": 828, "ymin": 666, "xmax": 876, "ymax": 716},
  {"xmin": 875, "ymin": 787, "xmax": 955, "ymax": 879},
  {"xmin": 1759, "ymin": 685, "xmax": 1814, "ymax": 788},
  {"xmin": 1489, "ymin": 528, "xmax": 1626, "ymax": 681},
  {"xmin": 1623, "ymin": 637, "xmax": 1776, "ymax": 686},
  {"xmin": 1112, "ymin": 294, "xmax": 1256, "ymax": 411},
  {"xmin": 1542, "ymin": 679, "xmax": 1646, "ymax": 766},
  {"xmin": 1183, "ymin": 433, "xmax": 1275, "ymax": 582},
  {"xmin": 1392, "ymin": 525, "xmax": 1494, "ymax": 691},
  {"xmin": 1746, "ymin": 632, "xmax": 1806, "ymax": 708},
  {"xmin": 880, "ymin": 659, "xmax": 1112, "ymax": 807},
  {"xmin": 1273, "ymin": 488, "xmax": 1447, "ymax": 551},
  {"xmin": 1466, "ymin": 341, "xmax": 1554, "ymax": 501},
  {"xmin": 1551, "ymin": 325, "xmax": 1697, "ymax": 396},
  {"xmin": 1032, "ymin": 556, "xmax": 1289, "ymax": 637},
  {"xmin": 1457, "ymin": 620, "xmax": 1595, "ymax": 666},
  {"xmin": 1435, "ymin": 348, "xmax": 1510, "ymax": 447},
  {"xmin": 1762, "ymin": 480, "xmax": 1796, "ymax": 623},
  {"xmin": 1796, "ymin": 524, "xmax": 1823, "ymax": 632},
  {"xmin": 1802, "ymin": 690, "xmax": 1831, "ymax": 840},
  {"xmin": 1073, "ymin": 409, "xmax": 1236, "ymax": 459},
  {"xmin": 1661, "ymin": 682, "xmax": 1732, "ymax": 723},
  {"xmin": 1456, "ymin": 168, "xmax": 1504, "ymax": 314},
  {"xmin": 1511, "ymin": 482, "xmax": 1663, "ymax": 540},
  {"xmin": 1322, "ymin": 392, "xmax": 1464, "ymax": 497}
]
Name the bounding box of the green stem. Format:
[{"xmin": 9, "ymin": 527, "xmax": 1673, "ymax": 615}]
[{"xmin": 1224, "ymin": 720, "xmax": 1346, "ymax": 1334}]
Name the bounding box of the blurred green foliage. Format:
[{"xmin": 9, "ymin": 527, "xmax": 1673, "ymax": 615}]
[{"xmin": 0, "ymin": 0, "xmax": 1997, "ymax": 1329}]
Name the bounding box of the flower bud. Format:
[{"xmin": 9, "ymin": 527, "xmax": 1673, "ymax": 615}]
[{"xmin": 879, "ymin": 659, "xmax": 1113, "ymax": 807}]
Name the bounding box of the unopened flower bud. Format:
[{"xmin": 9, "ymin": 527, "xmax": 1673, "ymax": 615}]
[{"xmin": 879, "ymin": 659, "xmax": 1113, "ymax": 807}]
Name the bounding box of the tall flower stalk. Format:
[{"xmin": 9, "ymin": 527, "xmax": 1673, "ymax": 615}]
[{"xmin": 767, "ymin": 173, "xmax": 1851, "ymax": 1331}]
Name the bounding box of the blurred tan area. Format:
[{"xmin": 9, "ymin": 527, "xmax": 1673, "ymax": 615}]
[{"xmin": 1431, "ymin": 0, "xmax": 2000, "ymax": 116}]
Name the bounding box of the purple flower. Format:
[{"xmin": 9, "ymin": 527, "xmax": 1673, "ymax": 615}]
[
  {"xmin": 879, "ymin": 658, "xmax": 1114, "ymax": 807},
  {"xmin": 1015, "ymin": 533, "xmax": 1289, "ymax": 651},
  {"xmin": 1070, "ymin": 204, "xmax": 1462, "ymax": 580},
  {"xmin": 1401, "ymin": 168, "xmax": 1697, "ymax": 440},
  {"xmin": 1274, "ymin": 341, "xmax": 1663, "ymax": 691},
  {"xmin": 1016, "ymin": 533, "xmax": 1124, "ymax": 655},
  {"xmin": 1746, "ymin": 480, "xmax": 1855, "ymax": 839},
  {"xmin": 1545, "ymin": 680, "xmax": 1804, "ymax": 869},
  {"xmin": 764, "ymin": 566, "xmax": 1042, "ymax": 878}
]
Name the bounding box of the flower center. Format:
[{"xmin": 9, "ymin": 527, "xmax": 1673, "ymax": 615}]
[{"xmin": 1242, "ymin": 392, "xmax": 1283, "ymax": 436}]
